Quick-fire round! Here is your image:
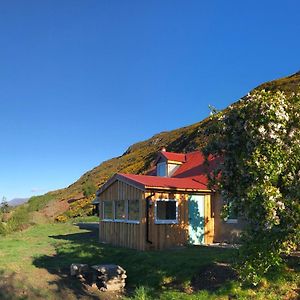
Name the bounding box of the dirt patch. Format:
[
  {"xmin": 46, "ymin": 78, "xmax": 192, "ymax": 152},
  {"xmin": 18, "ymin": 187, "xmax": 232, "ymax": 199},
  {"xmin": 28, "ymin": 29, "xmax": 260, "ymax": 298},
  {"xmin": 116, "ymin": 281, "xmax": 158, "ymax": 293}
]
[
  {"xmin": 191, "ymin": 262, "xmax": 238, "ymax": 292},
  {"xmin": 42, "ymin": 198, "xmax": 70, "ymax": 219}
]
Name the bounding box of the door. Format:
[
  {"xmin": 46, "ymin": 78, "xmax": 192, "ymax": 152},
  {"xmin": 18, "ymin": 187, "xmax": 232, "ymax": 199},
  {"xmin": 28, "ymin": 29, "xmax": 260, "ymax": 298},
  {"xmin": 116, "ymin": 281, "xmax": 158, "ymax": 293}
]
[{"xmin": 188, "ymin": 195, "xmax": 205, "ymax": 245}]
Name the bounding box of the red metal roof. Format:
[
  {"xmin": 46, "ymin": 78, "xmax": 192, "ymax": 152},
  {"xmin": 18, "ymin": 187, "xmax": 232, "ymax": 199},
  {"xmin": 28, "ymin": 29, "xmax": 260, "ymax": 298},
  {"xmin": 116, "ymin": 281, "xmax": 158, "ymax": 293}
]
[
  {"xmin": 118, "ymin": 173, "xmax": 209, "ymax": 191},
  {"xmin": 98, "ymin": 150, "xmax": 220, "ymax": 195},
  {"xmin": 160, "ymin": 151, "xmax": 186, "ymax": 163}
]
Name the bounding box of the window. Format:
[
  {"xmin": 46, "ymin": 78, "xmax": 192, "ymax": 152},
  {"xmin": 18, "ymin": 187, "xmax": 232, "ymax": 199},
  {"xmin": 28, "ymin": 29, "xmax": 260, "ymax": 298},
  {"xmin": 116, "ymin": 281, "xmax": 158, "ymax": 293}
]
[
  {"xmin": 103, "ymin": 201, "xmax": 113, "ymax": 220},
  {"xmin": 127, "ymin": 200, "xmax": 140, "ymax": 222},
  {"xmin": 157, "ymin": 162, "xmax": 167, "ymax": 177},
  {"xmin": 102, "ymin": 199, "xmax": 140, "ymax": 223},
  {"xmin": 115, "ymin": 200, "xmax": 126, "ymax": 221},
  {"xmin": 167, "ymin": 163, "xmax": 179, "ymax": 176},
  {"xmin": 225, "ymin": 201, "xmax": 238, "ymax": 224},
  {"xmin": 155, "ymin": 199, "xmax": 178, "ymax": 224}
]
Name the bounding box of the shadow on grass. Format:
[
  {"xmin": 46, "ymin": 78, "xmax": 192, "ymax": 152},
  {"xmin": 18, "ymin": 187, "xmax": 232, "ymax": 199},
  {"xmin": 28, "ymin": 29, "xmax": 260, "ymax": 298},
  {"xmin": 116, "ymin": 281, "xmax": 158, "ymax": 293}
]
[
  {"xmin": 0, "ymin": 270, "xmax": 45, "ymax": 300},
  {"xmin": 32, "ymin": 226, "xmax": 236, "ymax": 298}
]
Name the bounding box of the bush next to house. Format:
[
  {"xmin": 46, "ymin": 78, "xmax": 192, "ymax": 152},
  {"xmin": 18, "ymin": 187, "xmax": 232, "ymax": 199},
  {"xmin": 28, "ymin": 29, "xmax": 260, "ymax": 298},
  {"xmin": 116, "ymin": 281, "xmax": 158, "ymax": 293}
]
[{"xmin": 204, "ymin": 90, "xmax": 300, "ymax": 285}]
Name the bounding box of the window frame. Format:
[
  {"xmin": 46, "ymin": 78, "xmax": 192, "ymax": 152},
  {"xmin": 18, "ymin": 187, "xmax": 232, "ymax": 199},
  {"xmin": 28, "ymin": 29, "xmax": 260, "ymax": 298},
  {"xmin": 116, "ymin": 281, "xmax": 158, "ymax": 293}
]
[
  {"xmin": 114, "ymin": 200, "xmax": 127, "ymax": 222},
  {"xmin": 102, "ymin": 201, "xmax": 114, "ymax": 221},
  {"xmin": 157, "ymin": 162, "xmax": 167, "ymax": 177},
  {"xmin": 102, "ymin": 199, "xmax": 140, "ymax": 224},
  {"xmin": 154, "ymin": 198, "xmax": 178, "ymax": 224},
  {"xmin": 126, "ymin": 199, "xmax": 140, "ymax": 224},
  {"xmin": 225, "ymin": 200, "xmax": 238, "ymax": 224}
]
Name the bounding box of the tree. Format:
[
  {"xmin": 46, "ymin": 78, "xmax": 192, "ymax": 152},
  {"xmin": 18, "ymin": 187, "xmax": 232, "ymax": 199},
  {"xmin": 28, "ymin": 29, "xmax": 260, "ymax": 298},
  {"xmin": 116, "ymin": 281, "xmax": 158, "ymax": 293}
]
[
  {"xmin": 204, "ymin": 90, "xmax": 300, "ymax": 284},
  {"xmin": 0, "ymin": 196, "xmax": 9, "ymax": 213}
]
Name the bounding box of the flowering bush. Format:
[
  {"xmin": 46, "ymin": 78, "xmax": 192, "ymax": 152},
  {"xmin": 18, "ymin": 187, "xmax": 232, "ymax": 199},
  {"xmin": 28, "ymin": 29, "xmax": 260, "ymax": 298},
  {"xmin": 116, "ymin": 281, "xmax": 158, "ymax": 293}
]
[
  {"xmin": 204, "ymin": 90, "xmax": 300, "ymax": 284},
  {"xmin": 55, "ymin": 215, "xmax": 68, "ymax": 223}
]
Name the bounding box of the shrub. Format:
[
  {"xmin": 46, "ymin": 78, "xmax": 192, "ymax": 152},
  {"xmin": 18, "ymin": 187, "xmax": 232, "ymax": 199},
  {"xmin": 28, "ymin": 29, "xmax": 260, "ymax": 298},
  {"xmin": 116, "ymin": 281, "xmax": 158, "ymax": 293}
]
[
  {"xmin": 55, "ymin": 215, "xmax": 68, "ymax": 223},
  {"xmin": 204, "ymin": 90, "xmax": 300, "ymax": 285},
  {"xmin": 82, "ymin": 181, "xmax": 97, "ymax": 198},
  {"xmin": 5, "ymin": 205, "xmax": 31, "ymax": 232}
]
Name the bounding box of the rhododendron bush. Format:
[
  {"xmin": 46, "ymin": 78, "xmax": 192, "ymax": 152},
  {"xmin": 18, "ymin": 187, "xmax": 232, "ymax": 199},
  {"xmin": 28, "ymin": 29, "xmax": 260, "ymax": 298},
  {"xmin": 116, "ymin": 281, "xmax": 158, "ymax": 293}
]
[{"xmin": 204, "ymin": 90, "xmax": 300, "ymax": 284}]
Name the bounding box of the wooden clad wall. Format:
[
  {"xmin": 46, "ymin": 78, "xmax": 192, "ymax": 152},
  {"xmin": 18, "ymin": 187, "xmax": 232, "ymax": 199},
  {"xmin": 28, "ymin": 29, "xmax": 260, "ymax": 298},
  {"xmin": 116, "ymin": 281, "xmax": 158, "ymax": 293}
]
[
  {"xmin": 146, "ymin": 192, "xmax": 214, "ymax": 250},
  {"xmin": 99, "ymin": 181, "xmax": 215, "ymax": 251},
  {"xmin": 211, "ymin": 193, "xmax": 244, "ymax": 243},
  {"xmin": 98, "ymin": 180, "xmax": 146, "ymax": 250},
  {"xmin": 146, "ymin": 192, "xmax": 189, "ymax": 250},
  {"xmin": 204, "ymin": 194, "xmax": 214, "ymax": 244}
]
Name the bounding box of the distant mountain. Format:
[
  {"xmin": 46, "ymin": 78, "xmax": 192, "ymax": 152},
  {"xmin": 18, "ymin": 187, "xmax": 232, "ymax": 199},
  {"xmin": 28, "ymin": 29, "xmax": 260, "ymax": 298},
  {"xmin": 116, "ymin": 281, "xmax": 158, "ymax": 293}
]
[
  {"xmin": 20, "ymin": 70, "xmax": 300, "ymax": 219},
  {"xmin": 9, "ymin": 198, "xmax": 29, "ymax": 207}
]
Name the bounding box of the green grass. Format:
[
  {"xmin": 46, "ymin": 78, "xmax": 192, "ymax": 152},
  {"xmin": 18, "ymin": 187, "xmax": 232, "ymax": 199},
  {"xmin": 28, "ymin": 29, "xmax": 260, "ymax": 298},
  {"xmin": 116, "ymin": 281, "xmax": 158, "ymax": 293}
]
[
  {"xmin": 26, "ymin": 194, "xmax": 56, "ymax": 212},
  {"xmin": 0, "ymin": 194, "xmax": 56, "ymax": 236},
  {"xmin": 0, "ymin": 223, "xmax": 298, "ymax": 300},
  {"xmin": 69, "ymin": 215, "xmax": 99, "ymax": 223}
]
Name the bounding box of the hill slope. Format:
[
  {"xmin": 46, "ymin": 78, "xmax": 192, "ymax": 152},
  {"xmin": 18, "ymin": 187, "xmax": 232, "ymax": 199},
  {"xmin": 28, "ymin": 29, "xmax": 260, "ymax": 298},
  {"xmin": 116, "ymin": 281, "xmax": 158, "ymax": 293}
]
[
  {"xmin": 26, "ymin": 70, "xmax": 300, "ymax": 219},
  {"xmin": 8, "ymin": 198, "xmax": 29, "ymax": 207}
]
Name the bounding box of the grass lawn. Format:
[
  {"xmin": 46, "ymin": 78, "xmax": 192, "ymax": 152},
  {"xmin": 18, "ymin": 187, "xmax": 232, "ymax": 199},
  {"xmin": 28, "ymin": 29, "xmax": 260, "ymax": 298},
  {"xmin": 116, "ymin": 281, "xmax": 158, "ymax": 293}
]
[{"xmin": 0, "ymin": 223, "xmax": 298, "ymax": 300}]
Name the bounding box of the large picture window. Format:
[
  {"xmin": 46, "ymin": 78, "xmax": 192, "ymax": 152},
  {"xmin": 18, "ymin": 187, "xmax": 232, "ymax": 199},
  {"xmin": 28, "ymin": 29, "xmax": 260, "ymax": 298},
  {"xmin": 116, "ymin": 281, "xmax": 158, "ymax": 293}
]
[
  {"xmin": 155, "ymin": 199, "xmax": 178, "ymax": 224},
  {"xmin": 128, "ymin": 200, "xmax": 140, "ymax": 222},
  {"xmin": 115, "ymin": 200, "xmax": 126, "ymax": 221},
  {"xmin": 103, "ymin": 201, "xmax": 113, "ymax": 220}
]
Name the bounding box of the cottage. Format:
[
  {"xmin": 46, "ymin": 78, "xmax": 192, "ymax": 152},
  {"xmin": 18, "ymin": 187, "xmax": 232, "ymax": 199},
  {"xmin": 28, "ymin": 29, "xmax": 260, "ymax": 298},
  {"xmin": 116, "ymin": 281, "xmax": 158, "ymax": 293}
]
[{"xmin": 96, "ymin": 148, "xmax": 243, "ymax": 250}]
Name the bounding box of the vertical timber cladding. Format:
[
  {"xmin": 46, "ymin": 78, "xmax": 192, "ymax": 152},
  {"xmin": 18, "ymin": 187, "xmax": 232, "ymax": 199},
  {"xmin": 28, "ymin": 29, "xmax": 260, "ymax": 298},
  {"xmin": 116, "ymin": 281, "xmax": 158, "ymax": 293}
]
[
  {"xmin": 146, "ymin": 192, "xmax": 214, "ymax": 249},
  {"xmin": 204, "ymin": 194, "xmax": 214, "ymax": 244},
  {"xmin": 147, "ymin": 191, "xmax": 189, "ymax": 250},
  {"xmin": 99, "ymin": 180, "xmax": 146, "ymax": 250}
]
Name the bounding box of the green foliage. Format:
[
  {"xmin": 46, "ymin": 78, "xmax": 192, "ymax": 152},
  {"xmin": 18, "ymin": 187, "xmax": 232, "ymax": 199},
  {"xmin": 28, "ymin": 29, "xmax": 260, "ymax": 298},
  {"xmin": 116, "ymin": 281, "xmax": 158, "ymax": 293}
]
[
  {"xmin": 0, "ymin": 197, "xmax": 9, "ymax": 213},
  {"xmin": 126, "ymin": 286, "xmax": 152, "ymax": 300},
  {"xmin": 204, "ymin": 90, "xmax": 300, "ymax": 285},
  {"xmin": 27, "ymin": 194, "xmax": 55, "ymax": 212},
  {"xmin": 5, "ymin": 205, "xmax": 31, "ymax": 232},
  {"xmin": 82, "ymin": 180, "xmax": 97, "ymax": 197},
  {"xmin": 67, "ymin": 215, "xmax": 99, "ymax": 223},
  {"xmin": 0, "ymin": 221, "xmax": 7, "ymax": 235},
  {"xmin": 0, "ymin": 194, "xmax": 56, "ymax": 235}
]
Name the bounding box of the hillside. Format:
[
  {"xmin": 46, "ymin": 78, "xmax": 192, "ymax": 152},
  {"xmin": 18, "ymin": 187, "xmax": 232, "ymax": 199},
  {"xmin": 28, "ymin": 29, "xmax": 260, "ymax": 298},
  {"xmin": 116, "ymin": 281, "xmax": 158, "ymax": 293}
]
[
  {"xmin": 8, "ymin": 198, "xmax": 29, "ymax": 207},
  {"xmin": 23, "ymin": 70, "xmax": 300, "ymax": 220}
]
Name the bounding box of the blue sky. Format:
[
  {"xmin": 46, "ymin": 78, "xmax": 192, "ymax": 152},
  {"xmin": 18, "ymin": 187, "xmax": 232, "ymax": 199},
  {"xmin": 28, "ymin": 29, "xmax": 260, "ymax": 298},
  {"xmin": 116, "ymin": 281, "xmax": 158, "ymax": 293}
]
[{"xmin": 0, "ymin": 1, "xmax": 299, "ymax": 200}]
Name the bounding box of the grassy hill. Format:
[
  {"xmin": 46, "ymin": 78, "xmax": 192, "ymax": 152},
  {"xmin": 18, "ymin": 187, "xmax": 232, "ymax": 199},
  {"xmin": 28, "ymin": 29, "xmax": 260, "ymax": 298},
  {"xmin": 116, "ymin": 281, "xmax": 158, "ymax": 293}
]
[{"xmin": 7, "ymin": 70, "xmax": 300, "ymax": 224}]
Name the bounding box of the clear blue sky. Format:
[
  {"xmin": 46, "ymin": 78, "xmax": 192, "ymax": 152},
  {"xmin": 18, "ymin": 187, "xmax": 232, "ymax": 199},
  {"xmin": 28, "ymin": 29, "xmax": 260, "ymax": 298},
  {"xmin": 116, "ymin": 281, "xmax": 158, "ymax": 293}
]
[{"xmin": 1, "ymin": 1, "xmax": 299, "ymax": 200}]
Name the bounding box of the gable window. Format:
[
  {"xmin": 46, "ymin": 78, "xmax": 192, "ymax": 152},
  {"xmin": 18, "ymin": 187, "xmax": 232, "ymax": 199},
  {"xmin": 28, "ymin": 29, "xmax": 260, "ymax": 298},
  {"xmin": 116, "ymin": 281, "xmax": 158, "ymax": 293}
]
[
  {"xmin": 127, "ymin": 200, "xmax": 140, "ymax": 222},
  {"xmin": 157, "ymin": 162, "xmax": 167, "ymax": 177},
  {"xmin": 115, "ymin": 200, "xmax": 126, "ymax": 221},
  {"xmin": 155, "ymin": 199, "xmax": 178, "ymax": 224},
  {"xmin": 103, "ymin": 201, "xmax": 113, "ymax": 220},
  {"xmin": 167, "ymin": 163, "xmax": 180, "ymax": 176}
]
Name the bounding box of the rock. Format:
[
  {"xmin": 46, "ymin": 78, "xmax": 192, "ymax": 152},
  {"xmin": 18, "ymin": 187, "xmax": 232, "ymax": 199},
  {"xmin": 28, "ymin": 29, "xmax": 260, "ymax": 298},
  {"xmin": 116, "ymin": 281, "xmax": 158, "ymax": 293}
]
[
  {"xmin": 70, "ymin": 263, "xmax": 126, "ymax": 292},
  {"xmin": 91, "ymin": 283, "xmax": 98, "ymax": 289},
  {"xmin": 70, "ymin": 263, "xmax": 89, "ymax": 277},
  {"xmin": 91, "ymin": 264, "xmax": 126, "ymax": 292}
]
